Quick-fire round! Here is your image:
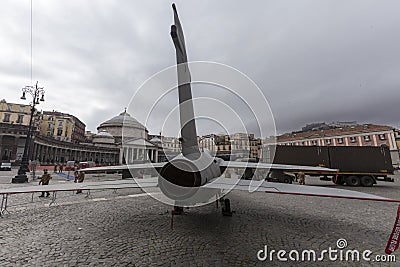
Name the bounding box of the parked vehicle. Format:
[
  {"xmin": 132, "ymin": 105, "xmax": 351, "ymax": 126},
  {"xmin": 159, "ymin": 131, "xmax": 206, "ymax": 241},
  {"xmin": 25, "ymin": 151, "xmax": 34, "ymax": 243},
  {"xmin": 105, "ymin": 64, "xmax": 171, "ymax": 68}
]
[
  {"xmin": 0, "ymin": 162, "xmax": 12, "ymax": 171},
  {"xmin": 79, "ymin": 161, "xmax": 96, "ymax": 169},
  {"xmin": 264, "ymin": 145, "xmax": 394, "ymax": 186}
]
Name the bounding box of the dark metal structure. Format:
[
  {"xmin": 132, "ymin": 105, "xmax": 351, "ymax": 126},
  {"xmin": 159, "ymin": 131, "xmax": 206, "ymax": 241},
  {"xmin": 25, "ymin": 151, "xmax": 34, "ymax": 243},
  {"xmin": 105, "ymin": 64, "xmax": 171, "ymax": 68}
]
[
  {"xmin": 266, "ymin": 145, "xmax": 394, "ymax": 186},
  {"xmin": 12, "ymin": 81, "xmax": 45, "ymax": 183}
]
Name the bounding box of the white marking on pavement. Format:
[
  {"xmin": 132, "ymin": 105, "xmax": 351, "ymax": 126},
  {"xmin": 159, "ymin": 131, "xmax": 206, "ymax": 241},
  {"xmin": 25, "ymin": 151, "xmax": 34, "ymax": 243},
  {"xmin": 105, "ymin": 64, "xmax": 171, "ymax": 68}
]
[
  {"xmin": 128, "ymin": 192, "xmax": 160, "ymax": 198},
  {"xmin": 92, "ymin": 198, "xmax": 107, "ymax": 202}
]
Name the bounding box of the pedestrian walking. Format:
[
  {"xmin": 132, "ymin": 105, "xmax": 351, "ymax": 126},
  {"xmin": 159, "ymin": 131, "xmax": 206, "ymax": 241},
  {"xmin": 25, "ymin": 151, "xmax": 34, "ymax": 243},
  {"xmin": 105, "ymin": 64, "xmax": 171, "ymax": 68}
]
[
  {"xmin": 73, "ymin": 167, "xmax": 79, "ymax": 179},
  {"xmin": 53, "ymin": 164, "xmax": 57, "ymax": 173},
  {"xmin": 39, "ymin": 169, "xmax": 52, "ymax": 197},
  {"xmin": 75, "ymin": 171, "xmax": 85, "ymax": 194},
  {"xmin": 298, "ymin": 171, "xmax": 306, "ymax": 185},
  {"xmin": 59, "ymin": 164, "xmax": 63, "ymax": 173}
]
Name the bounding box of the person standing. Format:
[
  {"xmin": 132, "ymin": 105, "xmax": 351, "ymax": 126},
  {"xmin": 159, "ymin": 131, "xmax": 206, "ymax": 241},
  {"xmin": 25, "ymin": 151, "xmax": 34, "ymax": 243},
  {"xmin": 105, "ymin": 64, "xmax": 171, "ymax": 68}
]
[
  {"xmin": 73, "ymin": 167, "xmax": 79, "ymax": 181},
  {"xmin": 75, "ymin": 171, "xmax": 85, "ymax": 194},
  {"xmin": 59, "ymin": 164, "xmax": 63, "ymax": 173},
  {"xmin": 298, "ymin": 171, "xmax": 306, "ymax": 185},
  {"xmin": 39, "ymin": 169, "xmax": 52, "ymax": 197}
]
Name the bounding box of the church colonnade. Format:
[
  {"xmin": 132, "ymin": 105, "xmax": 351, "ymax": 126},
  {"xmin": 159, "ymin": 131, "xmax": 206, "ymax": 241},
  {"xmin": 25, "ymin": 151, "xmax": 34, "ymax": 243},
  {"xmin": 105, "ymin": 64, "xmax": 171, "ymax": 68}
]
[
  {"xmin": 120, "ymin": 147, "xmax": 159, "ymax": 164},
  {"xmin": 32, "ymin": 138, "xmax": 119, "ymax": 165}
]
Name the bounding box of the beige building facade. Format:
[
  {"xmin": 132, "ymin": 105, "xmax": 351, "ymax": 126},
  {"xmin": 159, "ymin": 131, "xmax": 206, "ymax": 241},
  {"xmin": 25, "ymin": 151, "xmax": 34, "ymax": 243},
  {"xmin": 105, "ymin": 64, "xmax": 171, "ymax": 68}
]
[
  {"xmin": 0, "ymin": 99, "xmax": 32, "ymax": 126},
  {"xmin": 199, "ymin": 133, "xmax": 261, "ymax": 160},
  {"xmin": 272, "ymin": 124, "xmax": 397, "ymax": 150},
  {"xmin": 39, "ymin": 111, "xmax": 74, "ymax": 142}
]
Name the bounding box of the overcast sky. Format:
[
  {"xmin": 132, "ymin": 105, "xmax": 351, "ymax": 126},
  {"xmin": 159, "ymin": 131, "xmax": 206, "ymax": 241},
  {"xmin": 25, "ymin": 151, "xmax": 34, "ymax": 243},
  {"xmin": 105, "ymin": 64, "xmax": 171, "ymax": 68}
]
[{"xmin": 1, "ymin": 0, "xmax": 399, "ymax": 137}]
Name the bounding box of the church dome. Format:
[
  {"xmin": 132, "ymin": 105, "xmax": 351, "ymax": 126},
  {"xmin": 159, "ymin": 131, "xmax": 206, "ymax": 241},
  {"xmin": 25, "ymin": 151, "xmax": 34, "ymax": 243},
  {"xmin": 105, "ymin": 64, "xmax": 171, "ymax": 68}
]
[
  {"xmin": 98, "ymin": 111, "xmax": 145, "ymax": 130},
  {"xmin": 150, "ymin": 137, "xmax": 161, "ymax": 143},
  {"xmin": 97, "ymin": 110, "xmax": 148, "ymax": 143},
  {"xmin": 92, "ymin": 130, "xmax": 115, "ymax": 144},
  {"xmin": 96, "ymin": 131, "xmax": 114, "ymax": 138}
]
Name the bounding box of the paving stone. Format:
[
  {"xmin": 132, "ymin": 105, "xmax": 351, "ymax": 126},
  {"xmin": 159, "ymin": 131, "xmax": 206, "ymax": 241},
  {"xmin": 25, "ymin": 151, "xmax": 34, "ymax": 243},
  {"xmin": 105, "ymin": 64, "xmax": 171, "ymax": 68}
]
[{"xmin": 0, "ymin": 170, "xmax": 399, "ymax": 266}]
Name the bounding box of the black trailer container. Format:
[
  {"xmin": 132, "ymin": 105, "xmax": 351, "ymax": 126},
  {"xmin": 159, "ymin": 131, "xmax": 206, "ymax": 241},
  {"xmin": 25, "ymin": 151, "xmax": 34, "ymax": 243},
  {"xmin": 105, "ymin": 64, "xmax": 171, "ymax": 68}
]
[{"xmin": 266, "ymin": 145, "xmax": 394, "ymax": 186}]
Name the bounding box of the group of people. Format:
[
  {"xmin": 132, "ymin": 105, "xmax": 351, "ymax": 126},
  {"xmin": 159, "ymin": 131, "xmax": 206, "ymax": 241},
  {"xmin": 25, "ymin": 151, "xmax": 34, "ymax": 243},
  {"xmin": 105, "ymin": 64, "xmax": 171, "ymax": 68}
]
[
  {"xmin": 53, "ymin": 163, "xmax": 64, "ymax": 173},
  {"xmin": 39, "ymin": 166, "xmax": 85, "ymax": 197}
]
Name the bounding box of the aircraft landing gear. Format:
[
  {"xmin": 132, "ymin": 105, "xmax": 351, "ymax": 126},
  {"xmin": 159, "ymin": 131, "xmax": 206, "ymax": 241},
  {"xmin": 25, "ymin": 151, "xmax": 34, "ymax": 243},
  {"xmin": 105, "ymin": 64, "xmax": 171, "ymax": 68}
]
[
  {"xmin": 172, "ymin": 206, "xmax": 184, "ymax": 215},
  {"xmin": 170, "ymin": 205, "xmax": 184, "ymax": 230},
  {"xmin": 221, "ymin": 198, "xmax": 233, "ymax": 217}
]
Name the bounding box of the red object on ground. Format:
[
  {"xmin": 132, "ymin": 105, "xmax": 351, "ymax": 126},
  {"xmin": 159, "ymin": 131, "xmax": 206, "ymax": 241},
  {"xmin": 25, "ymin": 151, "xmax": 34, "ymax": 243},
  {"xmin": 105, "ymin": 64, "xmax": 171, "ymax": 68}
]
[{"xmin": 385, "ymin": 205, "xmax": 400, "ymax": 254}]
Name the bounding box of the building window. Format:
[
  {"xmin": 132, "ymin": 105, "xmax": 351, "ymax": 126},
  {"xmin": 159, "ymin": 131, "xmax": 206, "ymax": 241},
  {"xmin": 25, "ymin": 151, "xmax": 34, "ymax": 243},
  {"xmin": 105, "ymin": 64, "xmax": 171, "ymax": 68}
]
[
  {"xmin": 337, "ymin": 138, "xmax": 343, "ymax": 144},
  {"xmin": 363, "ymin": 135, "xmax": 370, "ymax": 142},
  {"xmin": 19, "ymin": 105, "xmax": 25, "ymax": 112},
  {"xmin": 379, "ymin": 134, "xmax": 386, "ymax": 140},
  {"xmin": 6, "ymin": 104, "xmax": 12, "ymax": 111},
  {"xmin": 312, "ymin": 140, "xmax": 317, "ymax": 145},
  {"xmin": 58, "ymin": 120, "xmax": 63, "ymax": 127},
  {"xmin": 16, "ymin": 115, "xmax": 24, "ymax": 123},
  {"xmin": 326, "ymin": 139, "xmax": 331, "ymax": 145},
  {"xmin": 3, "ymin": 114, "xmax": 10, "ymax": 122},
  {"xmin": 57, "ymin": 129, "xmax": 62, "ymax": 136},
  {"xmin": 350, "ymin": 136, "xmax": 356, "ymax": 143}
]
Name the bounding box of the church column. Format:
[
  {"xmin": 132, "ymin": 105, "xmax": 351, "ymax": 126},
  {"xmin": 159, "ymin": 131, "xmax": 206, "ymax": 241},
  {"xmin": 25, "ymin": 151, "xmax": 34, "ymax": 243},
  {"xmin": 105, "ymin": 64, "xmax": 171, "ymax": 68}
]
[
  {"xmin": 119, "ymin": 148, "xmax": 123, "ymax": 164},
  {"xmin": 0, "ymin": 136, "xmax": 3, "ymax": 161},
  {"xmin": 39, "ymin": 144, "xmax": 43, "ymax": 162},
  {"xmin": 134, "ymin": 148, "xmax": 138, "ymax": 161},
  {"xmin": 43, "ymin": 145, "xmax": 48, "ymax": 163},
  {"xmin": 127, "ymin": 148, "xmax": 131, "ymax": 164}
]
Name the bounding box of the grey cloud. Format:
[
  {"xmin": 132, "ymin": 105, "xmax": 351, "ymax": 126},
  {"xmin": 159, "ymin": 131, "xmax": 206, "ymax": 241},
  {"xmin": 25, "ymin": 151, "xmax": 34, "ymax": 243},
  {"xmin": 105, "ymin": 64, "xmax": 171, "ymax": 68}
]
[{"xmin": 0, "ymin": 0, "xmax": 399, "ymax": 135}]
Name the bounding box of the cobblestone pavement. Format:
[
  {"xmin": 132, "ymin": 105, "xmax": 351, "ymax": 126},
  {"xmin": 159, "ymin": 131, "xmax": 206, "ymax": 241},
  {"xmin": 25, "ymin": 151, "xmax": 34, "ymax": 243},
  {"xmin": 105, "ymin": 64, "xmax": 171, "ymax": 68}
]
[{"xmin": 0, "ymin": 168, "xmax": 399, "ymax": 266}]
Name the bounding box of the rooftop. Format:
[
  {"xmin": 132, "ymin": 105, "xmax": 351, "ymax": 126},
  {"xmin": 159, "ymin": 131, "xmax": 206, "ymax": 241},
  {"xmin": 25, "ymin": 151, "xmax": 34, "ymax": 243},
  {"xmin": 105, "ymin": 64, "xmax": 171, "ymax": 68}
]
[{"xmin": 277, "ymin": 124, "xmax": 394, "ymax": 142}]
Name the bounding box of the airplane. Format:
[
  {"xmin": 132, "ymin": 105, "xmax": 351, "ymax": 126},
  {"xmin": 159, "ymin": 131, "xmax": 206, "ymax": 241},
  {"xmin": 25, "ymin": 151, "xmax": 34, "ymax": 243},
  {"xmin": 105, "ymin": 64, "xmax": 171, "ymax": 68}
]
[
  {"xmin": 77, "ymin": 3, "xmax": 399, "ymax": 214},
  {"xmin": 1, "ymin": 3, "xmax": 398, "ymax": 218}
]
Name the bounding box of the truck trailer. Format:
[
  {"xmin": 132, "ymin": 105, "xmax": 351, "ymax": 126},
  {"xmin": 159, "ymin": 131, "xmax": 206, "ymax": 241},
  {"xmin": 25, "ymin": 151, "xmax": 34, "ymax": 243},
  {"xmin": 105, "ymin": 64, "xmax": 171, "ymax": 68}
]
[{"xmin": 263, "ymin": 145, "xmax": 394, "ymax": 186}]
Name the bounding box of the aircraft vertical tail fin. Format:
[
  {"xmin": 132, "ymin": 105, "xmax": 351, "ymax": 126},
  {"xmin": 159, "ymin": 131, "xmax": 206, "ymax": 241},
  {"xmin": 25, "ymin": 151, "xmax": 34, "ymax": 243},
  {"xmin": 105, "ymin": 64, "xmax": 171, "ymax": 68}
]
[{"xmin": 171, "ymin": 4, "xmax": 200, "ymax": 159}]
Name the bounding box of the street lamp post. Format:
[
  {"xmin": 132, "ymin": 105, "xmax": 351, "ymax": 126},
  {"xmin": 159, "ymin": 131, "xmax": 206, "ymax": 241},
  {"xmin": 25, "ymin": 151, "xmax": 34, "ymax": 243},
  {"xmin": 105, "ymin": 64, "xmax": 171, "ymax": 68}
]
[{"xmin": 12, "ymin": 81, "xmax": 45, "ymax": 183}]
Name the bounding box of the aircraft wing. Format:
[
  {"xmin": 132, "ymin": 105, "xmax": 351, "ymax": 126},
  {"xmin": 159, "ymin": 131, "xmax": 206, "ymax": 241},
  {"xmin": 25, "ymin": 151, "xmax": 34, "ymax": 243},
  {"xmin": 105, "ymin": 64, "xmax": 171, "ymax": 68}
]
[
  {"xmin": 81, "ymin": 161, "xmax": 336, "ymax": 177},
  {"xmin": 219, "ymin": 161, "xmax": 337, "ymax": 173},
  {"xmin": 203, "ymin": 178, "xmax": 398, "ymax": 202},
  {"xmin": 82, "ymin": 162, "xmax": 166, "ymax": 173},
  {"xmin": 0, "ymin": 178, "xmax": 159, "ymax": 195}
]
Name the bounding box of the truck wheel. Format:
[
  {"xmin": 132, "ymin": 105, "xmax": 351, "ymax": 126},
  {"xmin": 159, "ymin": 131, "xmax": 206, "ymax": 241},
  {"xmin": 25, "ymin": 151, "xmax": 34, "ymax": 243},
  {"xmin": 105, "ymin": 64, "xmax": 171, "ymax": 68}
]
[
  {"xmin": 345, "ymin": 176, "xmax": 360, "ymax": 186},
  {"xmin": 279, "ymin": 175, "xmax": 293, "ymax": 184},
  {"xmin": 360, "ymin": 176, "xmax": 374, "ymax": 187},
  {"xmin": 332, "ymin": 175, "xmax": 345, "ymax": 185},
  {"xmin": 284, "ymin": 175, "xmax": 293, "ymax": 184}
]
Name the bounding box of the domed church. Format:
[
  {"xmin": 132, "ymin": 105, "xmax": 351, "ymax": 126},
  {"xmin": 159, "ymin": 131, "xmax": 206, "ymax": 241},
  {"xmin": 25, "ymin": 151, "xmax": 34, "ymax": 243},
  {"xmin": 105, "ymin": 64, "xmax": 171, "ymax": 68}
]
[
  {"xmin": 97, "ymin": 110, "xmax": 147, "ymax": 144},
  {"xmin": 97, "ymin": 110, "xmax": 159, "ymax": 164}
]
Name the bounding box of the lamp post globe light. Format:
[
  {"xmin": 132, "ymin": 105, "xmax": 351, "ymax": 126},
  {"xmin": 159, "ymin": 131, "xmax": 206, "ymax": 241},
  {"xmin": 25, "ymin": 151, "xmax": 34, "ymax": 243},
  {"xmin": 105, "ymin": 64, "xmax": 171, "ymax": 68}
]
[{"xmin": 12, "ymin": 81, "xmax": 45, "ymax": 183}]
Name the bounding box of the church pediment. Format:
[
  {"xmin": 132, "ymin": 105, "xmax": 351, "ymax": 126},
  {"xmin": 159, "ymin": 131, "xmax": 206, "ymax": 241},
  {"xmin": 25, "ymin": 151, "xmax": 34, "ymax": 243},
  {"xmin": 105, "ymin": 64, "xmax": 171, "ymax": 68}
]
[{"xmin": 123, "ymin": 138, "xmax": 156, "ymax": 148}]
